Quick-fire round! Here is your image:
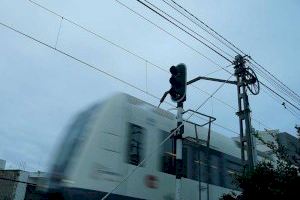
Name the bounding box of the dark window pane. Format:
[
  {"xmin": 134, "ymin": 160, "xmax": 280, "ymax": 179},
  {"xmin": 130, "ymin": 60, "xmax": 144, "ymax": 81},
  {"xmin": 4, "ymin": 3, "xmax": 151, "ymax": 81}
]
[
  {"xmin": 161, "ymin": 131, "xmax": 176, "ymax": 175},
  {"xmin": 127, "ymin": 123, "xmax": 145, "ymax": 166},
  {"xmin": 224, "ymin": 159, "xmax": 242, "ymax": 189},
  {"xmin": 182, "ymin": 147, "xmax": 188, "ymax": 178}
]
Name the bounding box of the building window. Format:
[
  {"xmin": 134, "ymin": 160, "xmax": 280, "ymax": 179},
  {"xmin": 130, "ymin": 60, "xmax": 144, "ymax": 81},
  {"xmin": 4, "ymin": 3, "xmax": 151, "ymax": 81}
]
[
  {"xmin": 161, "ymin": 131, "xmax": 176, "ymax": 175},
  {"xmin": 127, "ymin": 123, "xmax": 145, "ymax": 166}
]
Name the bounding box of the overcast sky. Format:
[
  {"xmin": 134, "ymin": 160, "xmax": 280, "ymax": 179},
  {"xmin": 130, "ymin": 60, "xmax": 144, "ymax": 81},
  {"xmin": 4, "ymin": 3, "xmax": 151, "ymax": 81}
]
[{"xmin": 0, "ymin": 0, "xmax": 299, "ymax": 171}]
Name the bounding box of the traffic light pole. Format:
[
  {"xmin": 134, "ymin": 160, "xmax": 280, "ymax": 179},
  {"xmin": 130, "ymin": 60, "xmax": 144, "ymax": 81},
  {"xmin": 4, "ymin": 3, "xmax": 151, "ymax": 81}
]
[{"xmin": 175, "ymin": 102, "xmax": 184, "ymax": 200}]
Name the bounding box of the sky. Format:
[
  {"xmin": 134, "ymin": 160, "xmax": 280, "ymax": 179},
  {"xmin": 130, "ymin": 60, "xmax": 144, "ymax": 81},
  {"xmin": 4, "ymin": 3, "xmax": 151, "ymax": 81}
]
[{"xmin": 0, "ymin": 0, "xmax": 299, "ymax": 171}]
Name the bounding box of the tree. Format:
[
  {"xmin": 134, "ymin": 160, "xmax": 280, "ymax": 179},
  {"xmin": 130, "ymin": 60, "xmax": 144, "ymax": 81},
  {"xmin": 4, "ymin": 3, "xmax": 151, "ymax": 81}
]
[{"xmin": 220, "ymin": 130, "xmax": 300, "ymax": 200}]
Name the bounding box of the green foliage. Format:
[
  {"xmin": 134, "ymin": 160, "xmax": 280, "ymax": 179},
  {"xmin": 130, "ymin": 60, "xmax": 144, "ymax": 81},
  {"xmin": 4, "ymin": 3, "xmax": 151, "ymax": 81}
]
[
  {"xmin": 220, "ymin": 161, "xmax": 299, "ymax": 200},
  {"xmin": 220, "ymin": 132, "xmax": 300, "ymax": 200}
]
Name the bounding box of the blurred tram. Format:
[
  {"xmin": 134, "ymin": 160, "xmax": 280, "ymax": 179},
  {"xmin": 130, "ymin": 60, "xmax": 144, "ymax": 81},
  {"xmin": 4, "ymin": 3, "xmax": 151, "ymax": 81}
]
[{"xmin": 49, "ymin": 93, "xmax": 244, "ymax": 200}]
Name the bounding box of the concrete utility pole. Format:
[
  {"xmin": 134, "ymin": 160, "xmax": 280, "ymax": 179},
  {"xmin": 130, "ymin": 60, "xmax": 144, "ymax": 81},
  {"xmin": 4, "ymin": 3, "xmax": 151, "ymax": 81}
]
[
  {"xmin": 234, "ymin": 55, "xmax": 257, "ymax": 171},
  {"xmin": 187, "ymin": 55, "xmax": 260, "ymax": 172}
]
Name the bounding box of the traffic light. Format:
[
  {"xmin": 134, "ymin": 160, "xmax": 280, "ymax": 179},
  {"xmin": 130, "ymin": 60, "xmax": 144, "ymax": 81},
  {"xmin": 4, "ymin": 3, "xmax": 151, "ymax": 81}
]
[{"xmin": 169, "ymin": 64, "xmax": 187, "ymax": 103}]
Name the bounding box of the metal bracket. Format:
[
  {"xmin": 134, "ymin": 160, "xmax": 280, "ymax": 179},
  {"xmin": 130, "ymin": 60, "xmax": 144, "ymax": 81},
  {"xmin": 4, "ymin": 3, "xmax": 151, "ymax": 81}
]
[{"xmin": 182, "ymin": 109, "xmax": 216, "ymax": 127}]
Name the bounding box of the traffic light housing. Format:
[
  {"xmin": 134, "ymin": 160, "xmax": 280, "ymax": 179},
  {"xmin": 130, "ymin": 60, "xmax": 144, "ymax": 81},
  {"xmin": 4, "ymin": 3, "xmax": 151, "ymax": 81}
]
[{"xmin": 169, "ymin": 64, "xmax": 187, "ymax": 102}]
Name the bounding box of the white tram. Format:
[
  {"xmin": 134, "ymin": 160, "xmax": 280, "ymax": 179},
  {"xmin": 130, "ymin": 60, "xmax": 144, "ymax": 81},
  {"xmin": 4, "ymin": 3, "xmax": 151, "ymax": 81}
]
[{"xmin": 49, "ymin": 93, "xmax": 244, "ymax": 200}]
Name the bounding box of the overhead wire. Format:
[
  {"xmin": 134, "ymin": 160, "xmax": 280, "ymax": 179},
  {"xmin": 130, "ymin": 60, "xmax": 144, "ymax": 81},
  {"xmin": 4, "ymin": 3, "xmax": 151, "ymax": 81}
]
[
  {"xmin": 250, "ymin": 61, "xmax": 300, "ymax": 111},
  {"xmin": 250, "ymin": 58, "xmax": 300, "ymax": 102},
  {"xmin": 135, "ymin": 0, "xmax": 233, "ymax": 63},
  {"xmin": 0, "ymin": 21, "xmax": 163, "ymax": 106},
  {"xmin": 161, "ymin": 0, "xmax": 241, "ymax": 55},
  {"xmin": 261, "ymin": 86, "xmax": 300, "ymax": 121},
  {"xmin": 250, "ymin": 64, "xmax": 300, "ymax": 121},
  {"xmin": 27, "ymin": 0, "xmax": 166, "ymax": 74},
  {"xmin": 165, "ymin": 0, "xmax": 245, "ymax": 55},
  {"xmin": 113, "ymin": 0, "xmax": 230, "ymax": 71},
  {"xmin": 250, "ymin": 63, "xmax": 300, "ymax": 106},
  {"xmin": 260, "ymin": 81, "xmax": 300, "ymax": 112},
  {"xmin": 141, "ymin": 0, "xmax": 235, "ymax": 59}
]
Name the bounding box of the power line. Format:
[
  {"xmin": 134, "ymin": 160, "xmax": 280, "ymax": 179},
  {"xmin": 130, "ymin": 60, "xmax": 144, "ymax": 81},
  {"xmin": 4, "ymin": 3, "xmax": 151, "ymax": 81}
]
[
  {"xmin": 260, "ymin": 81, "xmax": 300, "ymax": 112},
  {"xmin": 250, "ymin": 58, "xmax": 300, "ymax": 102},
  {"xmin": 166, "ymin": 0, "xmax": 245, "ymax": 55},
  {"xmin": 135, "ymin": 0, "xmax": 233, "ymax": 63},
  {"xmin": 213, "ymin": 122, "xmax": 239, "ymax": 136},
  {"xmin": 251, "ymin": 63, "xmax": 300, "ymax": 110},
  {"xmin": 261, "ymin": 86, "xmax": 300, "ymax": 121},
  {"xmin": 28, "ymin": 0, "xmax": 232, "ymax": 78},
  {"xmin": 27, "ymin": 0, "xmax": 166, "ymax": 74},
  {"xmin": 251, "ymin": 63, "xmax": 300, "ymax": 106},
  {"xmin": 0, "ymin": 21, "xmax": 161, "ymax": 104},
  {"xmin": 113, "ymin": 0, "xmax": 228, "ymax": 70},
  {"xmin": 161, "ymin": 0, "xmax": 241, "ymax": 55},
  {"xmin": 141, "ymin": 0, "xmax": 235, "ymax": 59}
]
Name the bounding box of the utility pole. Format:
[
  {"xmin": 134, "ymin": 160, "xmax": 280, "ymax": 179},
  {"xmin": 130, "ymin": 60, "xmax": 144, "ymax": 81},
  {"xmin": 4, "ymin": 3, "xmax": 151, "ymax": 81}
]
[
  {"xmin": 234, "ymin": 55, "xmax": 257, "ymax": 171},
  {"xmin": 186, "ymin": 55, "xmax": 260, "ymax": 172}
]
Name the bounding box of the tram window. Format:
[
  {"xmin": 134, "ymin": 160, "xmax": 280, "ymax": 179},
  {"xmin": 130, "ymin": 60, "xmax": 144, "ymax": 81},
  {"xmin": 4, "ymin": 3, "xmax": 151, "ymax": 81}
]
[
  {"xmin": 209, "ymin": 154, "xmax": 221, "ymax": 186},
  {"xmin": 224, "ymin": 159, "xmax": 242, "ymax": 189},
  {"xmin": 182, "ymin": 147, "xmax": 188, "ymax": 178},
  {"xmin": 191, "ymin": 147, "xmax": 200, "ymax": 180},
  {"xmin": 127, "ymin": 123, "xmax": 145, "ymax": 166},
  {"xmin": 189, "ymin": 146, "xmax": 223, "ymax": 186},
  {"xmin": 199, "ymin": 151, "xmax": 208, "ymax": 183},
  {"xmin": 161, "ymin": 131, "xmax": 176, "ymax": 175}
]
